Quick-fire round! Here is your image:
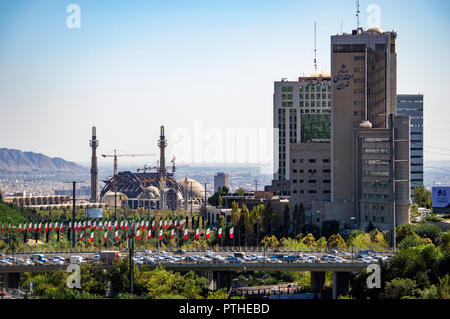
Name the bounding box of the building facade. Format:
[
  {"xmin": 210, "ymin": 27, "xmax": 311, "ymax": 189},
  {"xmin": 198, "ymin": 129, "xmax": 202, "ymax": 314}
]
[
  {"xmin": 214, "ymin": 172, "xmax": 229, "ymax": 192},
  {"xmin": 397, "ymin": 94, "xmax": 424, "ymax": 200},
  {"xmin": 331, "ymin": 27, "xmax": 398, "ymax": 202},
  {"xmin": 273, "ymin": 73, "xmax": 332, "ymax": 183},
  {"xmin": 289, "ymin": 140, "xmax": 331, "ymax": 210}
]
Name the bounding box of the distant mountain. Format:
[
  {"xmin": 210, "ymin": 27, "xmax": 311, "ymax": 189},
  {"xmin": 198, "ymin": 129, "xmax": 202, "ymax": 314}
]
[{"xmin": 0, "ymin": 148, "xmax": 86, "ymax": 172}]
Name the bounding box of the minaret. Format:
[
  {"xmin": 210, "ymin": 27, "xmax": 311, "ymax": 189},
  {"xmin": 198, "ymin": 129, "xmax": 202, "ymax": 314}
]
[
  {"xmin": 158, "ymin": 125, "xmax": 167, "ymax": 209},
  {"xmin": 90, "ymin": 126, "xmax": 99, "ymax": 203}
]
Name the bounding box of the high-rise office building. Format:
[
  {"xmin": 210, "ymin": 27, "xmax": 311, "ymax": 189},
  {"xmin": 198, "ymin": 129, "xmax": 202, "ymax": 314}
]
[
  {"xmin": 397, "ymin": 94, "xmax": 424, "ymax": 200},
  {"xmin": 273, "ymin": 73, "xmax": 332, "ymax": 183},
  {"xmin": 214, "ymin": 172, "xmax": 229, "ymax": 192},
  {"xmin": 331, "ymin": 27, "xmax": 398, "ymax": 202}
]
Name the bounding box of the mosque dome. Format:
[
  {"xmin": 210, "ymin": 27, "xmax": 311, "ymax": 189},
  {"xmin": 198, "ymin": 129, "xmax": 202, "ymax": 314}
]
[{"xmin": 177, "ymin": 178, "xmax": 205, "ymax": 198}]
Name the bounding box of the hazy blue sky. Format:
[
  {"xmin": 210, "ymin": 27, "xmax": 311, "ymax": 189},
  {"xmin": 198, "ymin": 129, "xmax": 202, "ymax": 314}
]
[{"xmin": 0, "ymin": 0, "xmax": 449, "ymax": 169}]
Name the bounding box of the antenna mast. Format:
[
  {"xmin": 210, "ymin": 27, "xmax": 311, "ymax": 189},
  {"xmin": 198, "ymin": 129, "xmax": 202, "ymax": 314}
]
[
  {"xmin": 356, "ymin": 0, "xmax": 360, "ymax": 29},
  {"xmin": 314, "ymin": 22, "xmax": 317, "ymax": 71}
]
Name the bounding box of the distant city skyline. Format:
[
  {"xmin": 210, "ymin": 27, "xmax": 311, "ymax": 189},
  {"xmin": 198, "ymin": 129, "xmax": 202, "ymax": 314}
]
[{"xmin": 0, "ymin": 0, "xmax": 449, "ymax": 169}]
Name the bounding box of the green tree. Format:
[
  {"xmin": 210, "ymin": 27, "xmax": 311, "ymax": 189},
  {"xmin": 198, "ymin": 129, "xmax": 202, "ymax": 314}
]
[
  {"xmin": 327, "ymin": 233, "xmax": 347, "ymax": 249},
  {"xmin": 413, "ymin": 223, "xmax": 442, "ymax": 245},
  {"xmin": 413, "ymin": 186, "xmax": 432, "ymax": 208},
  {"xmin": 301, "ymin": 233, "xmax": 317, "ymax": 248},
  {"xmin": 383, "ymin": 278, "xmax": 419, "ymax": 299},
  {"xmin": 261, "ymin": 235, "xmax": 279, "ymax": 248}
]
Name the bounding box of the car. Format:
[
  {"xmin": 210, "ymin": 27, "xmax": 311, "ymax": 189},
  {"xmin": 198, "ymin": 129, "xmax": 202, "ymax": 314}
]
[
  {"xmin": 70, "ymin": 255, "xmax": 84, "ymax": 264},
  {"xmin": 174, "ymin": 249, "xmax": 186, "ymax": 255},
  {"xmin": 31, "ymin": 254, "xmax": 48, "ymax": 263}
]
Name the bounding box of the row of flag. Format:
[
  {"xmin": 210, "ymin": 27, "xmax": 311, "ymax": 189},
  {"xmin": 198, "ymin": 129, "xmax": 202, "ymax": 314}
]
[{"xmin": 1, "ymin": 220, "xmax": 235, "ymax": 242}]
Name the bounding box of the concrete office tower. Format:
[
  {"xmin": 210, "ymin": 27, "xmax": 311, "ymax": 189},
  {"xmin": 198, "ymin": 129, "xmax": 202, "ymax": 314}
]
[
  {"xmin": 331, "ymin": 27, "xmax": 397, "ymax": 202},
  {"xmin": 397, "ymin": 94, "xmax": 424, "ymax": 200},
  {"xmin": 214, "ymin": 172, "xmax": 229, "ymax": 192},
  {"xmin": 273, "ymin": 73, "xmax": 332, "ymax": 183},
  {"xmin": 289, "ymin": 140, "xmax": 331, "ymax": 211},
  {"xmin": 353, "ymin": 115, "xmax": 410, "ymax": 232},
  {"xmin": 89, "ymin": 126, "xmax": 99, "ymax": 203}
]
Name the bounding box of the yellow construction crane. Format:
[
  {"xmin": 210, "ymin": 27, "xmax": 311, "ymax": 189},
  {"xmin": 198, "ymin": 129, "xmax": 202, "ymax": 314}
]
[{"xmin": 102, "ymin": 149, "xmax": 155, "ymax": 218}]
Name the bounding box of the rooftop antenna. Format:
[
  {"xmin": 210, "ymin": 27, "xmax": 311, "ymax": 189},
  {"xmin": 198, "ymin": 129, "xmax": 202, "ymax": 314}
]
[
  {"xmin": 356, "ymin": 0, "xmax": 360, "ymax": 29},
  {"xmin": 314, "ymin": 22, "xmax": 317, "ymax": 71},
  {"xmin": 341, "ymin": 21, "xmax": 343, "ymax": 34}
]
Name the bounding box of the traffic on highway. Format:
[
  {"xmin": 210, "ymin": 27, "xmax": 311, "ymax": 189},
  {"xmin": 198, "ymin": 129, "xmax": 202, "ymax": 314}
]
[{"xmin": 0, "ymin": 249, "xmax": 392, "ymax": 267}]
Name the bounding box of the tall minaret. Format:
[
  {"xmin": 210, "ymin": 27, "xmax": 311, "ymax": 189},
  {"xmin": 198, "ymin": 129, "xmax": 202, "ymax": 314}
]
[
  {"xmin": 90, "ymin": 126, "xmax": 99, "ymax": 203},
  {"xmin": 158, "ymin": 125, "xmax": 167, "ymax": 209}
]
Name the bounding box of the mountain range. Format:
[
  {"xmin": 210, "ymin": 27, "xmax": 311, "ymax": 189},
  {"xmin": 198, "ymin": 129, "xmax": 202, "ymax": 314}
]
[{"xmin": 0, "ymin": 148, "xmax": 86, "ymax": 172}]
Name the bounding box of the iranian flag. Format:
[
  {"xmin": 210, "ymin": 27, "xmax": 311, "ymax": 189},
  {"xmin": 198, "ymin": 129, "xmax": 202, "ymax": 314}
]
[
  {"xmin": 93, "ymin": 221, "xmax": 97, "ymax": 230},
  {"xmin": 164, "ymin": 218, "xmax": 167, "ymax": 230},
  {"xmin": 120, "ymin": 220, "xmax": 124, "ymax": 230},
  {"xmin": 108, "ymin": 221, "xmax": 111, "ymax": 231},
  {"xmin": 159, "ymin": 218, "xmax": 162, "ymax": 229},
  {"xmin": 180, "ymin": 219, "xmax": 184, "ymax": 229},
  {"xmin": 34, "ymin": 223, "xmax": 37, "ymax": 232},
  {"xmin": 1, "ymin": 224, "xmax": 3, "ymax": 232},
  {"xmin": 55, "ymin": 222, "xmax": 58, "ymax": 231},
  {"xmin": 38, "ymin": 222, "xmax": 42, "ymax": 232},
  {"xmin": 104, "ymin": 231, "xmax": 108, "ymax": 241},
  {"xmin": 8, "ymin": 223, "xmax": 11, "ymax": 233},
  {"xmin": 195, "ymin": 227, "xmax": 199, "ymax": 240},
  {"xmin": 80, "ymin": 232, "xmax": 83, "ymax": 241},
  {"xmin": 114, "ymin": 220, "xmax": 118, "ymax": 230},
  {"xmin": 77, "ymin": 221, "xmax": 81, "ymax": 231},
  {"xmin": 171, "ymin": 228, "xmax": 174, "ymax": 239},
  {"xmin": 18, "ymin": 223, "xmax": 22, "ymax": 233},
  {"xmin": 148, "ymin": 229, "xmax": 151, "ymax": 239},
  {"xmin": 152, "ymin": 218, "xmax": 155, "ymax": 230},
  {"xmin": 60, "ymin": 223, "xmax": 63, "ymax": 232},
  {"xmin": 145, "ymin": 220, "xmax": 149, "ymax": 230},
  {"xmin": 82, "ymin": 221, "xmax": 86, "ymax": 231},
  {"xmin": 69, "ymin": 221, "xmax": 72, "ymax": 230},
  {"xmin": 184, "ymin": 229, "xmax": 188, "ymax": 240},
  {"xmin": 159, "ymin": 229, "xmax": 163, "ymax": 240},
  {"xmin": 206, "ymin": 226, "xmax": 210, "ymax": 240},
  {"xmin": 136, "ymin": 230, "xmax": 141, "ymax": 241},
  {"xmin": 125, "ymin": 221, "xmax": 128, "ymax": 231},
  {"xmin": 229, "ymin": 225, "xmax": 234, "ymax": 239},
  {"xmin": 90, "ymin": 232, "xmax": 94, "ymax": 243},
  {"xmin": 141, "ymin": 220, "xmax": 144, "ymax": 230},
  {"xmin": 29, "ymin": 222, "xmax": 32, "ymax": 232},
  {"xmin": 49, "ymin": 222, "xmax": 53, "ymax": 231},
  {"xmin": 115, "ymin": 231, "xmax": 119, "ymax": 241},
  {"xmin": 174, "ymin": 217, "xmax": 178, "ymax": 229},
  {"xmin": 169, "ymin": 218, "xmax": 173, "ymax": 229},
  {"xmin": 88, "ymin": 220, "xmax": 91, "ymax": 229},
  {"xmin": 44, "ymin": 223, "xmax": 48, "ymax": 232},
  {"xmin": 23, "ymin": 223, "xmax": 27, "ymax": 233},
  {"xmin": 218, "ymin": 227, "xmax": 222, "ymax": 239},
  {"xmin": 99, "ymin": 221, "xmax": 103, "ymax": 231}
]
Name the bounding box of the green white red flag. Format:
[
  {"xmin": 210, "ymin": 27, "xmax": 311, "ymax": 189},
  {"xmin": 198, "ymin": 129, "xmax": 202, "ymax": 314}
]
[
  {"xmin": 195, "ymin": 227, "xmax": 199, "ymax": 240},
  {"xmin": 218, "ymin": 227, "xmax": 223, "ymax": 238},
  {"xmin": 159, "ymin": 229, "xmax": 163, "ymax": 240},
  {"xmin": 206, "ymin": 226, "xmax": 210, "ymax": 240},
  {"xmin": 90, "ymin": 232, "xmax": 94, "ymax": 242},
  {"xmin": 230, "ymin": 225, "xmax": 234, "ymax": 239},
  {"xmin": 184, "ymin": 229, "xmax": 188, "ymax": 240}
]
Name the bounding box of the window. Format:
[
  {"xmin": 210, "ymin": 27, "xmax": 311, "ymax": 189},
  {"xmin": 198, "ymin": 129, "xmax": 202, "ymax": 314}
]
[
  {"xmin": 323, "ymin": 169, "xmax": 331, "ymax": 173},
  {"xmin": 282, "ymin": 86, "xmax": 293, "ymax": 92},
  {"xmin": 308, "ymin": 179, "xmax": 316, "ymax": 183},
  {"xmin": 308, "ymin": 190, "xmax": 317, "ymax": 194},
  {"xmin": 308, "ymin": 159, "xmax": 316, "ymax": 163},
  {"xmin": 323, "ymin": 180, "xmax": 331, "ymax": 183},
  {"xmin": 323, "ymin": 190, "xmax": 331, "ymax": 193}
]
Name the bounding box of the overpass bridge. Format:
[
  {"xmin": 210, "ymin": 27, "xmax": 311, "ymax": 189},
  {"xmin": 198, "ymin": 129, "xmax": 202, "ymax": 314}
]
[{"xmin": 0, "ymin": 261, "xmax": 371, "ymax": 299}]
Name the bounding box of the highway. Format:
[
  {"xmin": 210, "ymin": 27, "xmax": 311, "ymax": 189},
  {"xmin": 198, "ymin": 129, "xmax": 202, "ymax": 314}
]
[{"xmin": 0, "ymin": 249, "xmax": 389, "ymax": 273}]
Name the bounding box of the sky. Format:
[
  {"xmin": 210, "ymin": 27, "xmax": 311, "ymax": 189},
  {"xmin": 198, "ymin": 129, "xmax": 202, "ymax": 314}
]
[{"xmin": 0, "ymin": 0, "xmax": 449, "ymax": 170}]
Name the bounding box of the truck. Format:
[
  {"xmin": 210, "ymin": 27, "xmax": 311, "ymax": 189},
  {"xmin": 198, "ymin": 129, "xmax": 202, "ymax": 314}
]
[{"xmin": 100, "ymin": 251, "xmax": 122, "ymax": 264}]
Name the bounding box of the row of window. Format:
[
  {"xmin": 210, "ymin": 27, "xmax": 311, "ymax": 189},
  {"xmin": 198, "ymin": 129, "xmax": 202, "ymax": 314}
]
[
  {"xmin": 292, "ymin": 189, "xmax": 331, "ymax": 194},
  {"xmin": 363, "ymin": 148, "xmax": 388, "ymax": 154},
  {"xmin": 293, "ymin": 158, "xmax": 329, "ymax": 164},
  {"xmin": 363, "ymin": 193, "xmax": 389, "ymax": 200},
  {"xmin": 282, "ymin": 86, "xmax": 332, "ymax": 93},
  {"xmin": 300, "ymin": 101, "xmax": 332, "ymax": 107},
  {"xmin": 292, "ymin": 179, "xmax": 330, "ymax": 184},
  {"xmin": 364, "ymin": 171, "xmax": 389, "ymax": 177},
  {"xmin": 301, "ymin": 109, "xmax": 332, "ymax": 114}
]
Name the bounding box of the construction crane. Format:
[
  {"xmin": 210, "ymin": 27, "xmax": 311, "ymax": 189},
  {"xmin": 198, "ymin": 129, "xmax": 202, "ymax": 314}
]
[{"xmin": 102, "ymin": 149, "xmax": 155, "ymax": 218}]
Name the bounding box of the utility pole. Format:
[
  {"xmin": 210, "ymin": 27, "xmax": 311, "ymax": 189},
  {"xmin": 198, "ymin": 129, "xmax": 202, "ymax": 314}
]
[
  {"xmin": 63, "ymin": 181, "xmax": 83, "ymax": 249},
  {"xmin": 128, "ymin": 222, "xmax": 134, "ymax": 298}
]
